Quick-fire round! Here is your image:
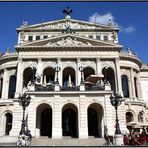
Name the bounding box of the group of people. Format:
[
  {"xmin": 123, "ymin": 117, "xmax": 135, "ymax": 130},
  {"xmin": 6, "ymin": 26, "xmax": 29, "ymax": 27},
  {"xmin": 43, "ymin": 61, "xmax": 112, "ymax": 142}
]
[{"xmin": 123, "ymin": 128, "xmax": 148, "ymax": 145}]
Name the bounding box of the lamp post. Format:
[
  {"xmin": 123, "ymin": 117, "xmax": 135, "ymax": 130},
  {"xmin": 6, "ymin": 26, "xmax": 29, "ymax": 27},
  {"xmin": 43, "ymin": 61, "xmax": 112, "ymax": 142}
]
[
  {"xmin": 18, "ymin": 93, "xmax": 31, "ymax": 135},
  {"xmin": 110, "ymin": 93, "xmax": 124, "ymax": 145},
  {"xmin": 55, "ymin": 64, "xmax": 61, "ymax": 84},
  {"xmin": 78, "ymin": 63, "xmax": 84, "ymax": 84},
  {"xmin": 110, "ymin": 93, "xmax": 122, "ymax": 134}
]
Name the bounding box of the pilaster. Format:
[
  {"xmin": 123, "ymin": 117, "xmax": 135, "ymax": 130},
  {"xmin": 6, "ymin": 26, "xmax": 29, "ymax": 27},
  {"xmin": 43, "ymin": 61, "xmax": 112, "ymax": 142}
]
[
  {"xmin": 52, "ymin": 95, "xmax": 62, "ymax": 139},
  {"xmin": 77, "ymin": 58, "xmax": 81, "ymax": 86},
  {"xmin": 79, "ymin": 95, "xmax": 88, "ymax": 138},
  {"xmin": 96, "ymin": 58, "xmax": 101, "ymax": 74}
]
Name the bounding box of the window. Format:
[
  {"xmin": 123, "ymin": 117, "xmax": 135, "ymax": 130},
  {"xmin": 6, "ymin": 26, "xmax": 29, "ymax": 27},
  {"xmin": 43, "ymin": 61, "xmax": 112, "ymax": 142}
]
[
  {"xmin": 43, "ymin": 35, "xmax": 48, "ymax": 39},
  {"xmin": 96, "ymin": 35, "xmax": 100, "ymax": 40},
  {"xmin": 134, "ymin": 77, "xmax": 138, "ymax": 98},
  {"xmin": 104, "ymin": 35, "xmax": 108, "ymax": 41},
  {"xmin": 36, "ymin": 36, "xmax": 40, "ymax": 40},
  {"xmin": 121, "ymin": 75, "xmax": 129, "ymax": 98},
  {"xmin": 28, "ymin": 36, "xmax": 33, "ymax": 41},
  {"xmin": 88, "ymin": 35, "xmax": 93, "ymax": 39}
]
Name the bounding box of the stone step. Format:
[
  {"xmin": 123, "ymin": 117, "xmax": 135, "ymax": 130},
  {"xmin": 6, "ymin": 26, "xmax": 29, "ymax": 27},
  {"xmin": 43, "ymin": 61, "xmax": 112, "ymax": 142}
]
[{"xmin": 31, "ymin": 137, "xmax": 105, "ymax": 146}]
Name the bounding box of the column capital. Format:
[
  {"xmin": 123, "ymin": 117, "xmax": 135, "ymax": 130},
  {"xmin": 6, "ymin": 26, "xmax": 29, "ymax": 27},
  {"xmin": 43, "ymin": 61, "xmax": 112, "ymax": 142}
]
[
  {"xmin": 115, "ymin": 57, "xmax": 119, "ymax": 63},
  {"xmin": 38, "ymin": 58, "xmax": 42, "ymax": 63},
  {"xmin": 18, "ymin": 57, "xmax": 23, "ymax": 62}
]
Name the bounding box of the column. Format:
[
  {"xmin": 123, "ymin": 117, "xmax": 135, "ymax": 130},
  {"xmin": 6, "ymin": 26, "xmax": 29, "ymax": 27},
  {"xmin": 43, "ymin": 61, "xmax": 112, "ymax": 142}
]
[
  {"xmin": 15, "ymin": 58, "xmax": 23, "ymax": 97},
  {"xmin": 130, "ymin": 68, "xmax": 135, "ymax": 100},
  {"xmin": 128, "ymin": 77, "xmax": 132, "ymax": 100},
  {"xmin": 37, "ymin": 58, "xmax": 43, "ymax": 84},
  {"xmin": 96, "ymin": 58, "xmax": 101, "ymax": 74},
  {"xmin": 2, "ymin": 68, "xmax": 9, "ymax": 99},
  {"xmin": 115, "ymin": 58, "xmax": 122, "ymax": 95},
  {"xmin": 137, "ymin": 72, "xmax": 143, "ymax": 100}
]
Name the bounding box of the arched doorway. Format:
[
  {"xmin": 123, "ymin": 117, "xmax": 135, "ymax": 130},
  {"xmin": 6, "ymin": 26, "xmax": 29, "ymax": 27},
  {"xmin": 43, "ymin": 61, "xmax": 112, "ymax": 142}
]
[
  {"xmin": 23, "ymin": 67, "xmax": 33, "ymax": 87},
  {"xmin": 36, "ymin": 103, "xmax": 52, "ymax": 138},
  {"xmin": 62, "ymin": 103, "xmax": 78, "ymax": 138},
  {"xmin": 63, "ymin": 67, "xmax": 75, "ymax": 87},
  {"xmin": 43, "ymin": 67, "xmax": 55, "ymax": 84},
  {"xmin": 5, "ymin": 113, "xmax": 13, "ymax": 135},
  {"xmin": 102, "ymin": 67, "xmax": 116, "ymax": 92},
  {"xmin": 83, "ymin": 67, "xmax": 95, "ymax": 81},
  {"xmin": 87, "ymin": 103, "xmax": 103, "ymax": 137}
]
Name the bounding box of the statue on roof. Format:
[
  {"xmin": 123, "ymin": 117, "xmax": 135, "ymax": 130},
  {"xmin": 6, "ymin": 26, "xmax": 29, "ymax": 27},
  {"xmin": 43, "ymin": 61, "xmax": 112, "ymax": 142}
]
[{"xmin": 63, "ymin": 7, "xmax": 72, "ymax": 19}]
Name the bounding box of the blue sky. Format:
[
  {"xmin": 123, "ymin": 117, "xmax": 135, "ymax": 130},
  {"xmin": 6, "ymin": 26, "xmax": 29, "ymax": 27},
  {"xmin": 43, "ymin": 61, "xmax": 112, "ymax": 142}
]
[{"xmin": 0, "ymin": 2, "xmax": 148, "ymax": 63}]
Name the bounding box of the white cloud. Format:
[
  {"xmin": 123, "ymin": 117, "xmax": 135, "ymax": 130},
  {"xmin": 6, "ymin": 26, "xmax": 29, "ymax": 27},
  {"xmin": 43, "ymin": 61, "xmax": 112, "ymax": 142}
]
[
  {"xmin": 89, "ymin": 12, "xmax": 118, "ymax": 26},
  {"xmin": 122, "ymin": 26, "xmax": 136, "ymax": 34},
  {"xmin": 89, "ymin": 12, "xmax": 136, "ymax": 34}
]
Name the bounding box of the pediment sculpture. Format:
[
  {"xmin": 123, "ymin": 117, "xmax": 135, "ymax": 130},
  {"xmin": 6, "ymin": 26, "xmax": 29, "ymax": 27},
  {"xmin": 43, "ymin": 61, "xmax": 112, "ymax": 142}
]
[{"xmin": 46, "ymin": 37, "xmax": 92, "ymax": 46}]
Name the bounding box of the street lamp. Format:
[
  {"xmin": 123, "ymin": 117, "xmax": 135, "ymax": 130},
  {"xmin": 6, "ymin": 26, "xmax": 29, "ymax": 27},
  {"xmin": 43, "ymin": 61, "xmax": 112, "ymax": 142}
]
[
  {"xmin": 78, "ymin": 63, "xmax": 84, "ymax": 84},
  {"xmin": 110, "ymin": 93, "xmax": 123, "ymax": 135},
  {"xmin": 55, "ymin": 64, "xmax": 61, "ymax": 84},
  {"xmin": 18, "ymin": 93, "xmax": 31, "ymax": 135}
]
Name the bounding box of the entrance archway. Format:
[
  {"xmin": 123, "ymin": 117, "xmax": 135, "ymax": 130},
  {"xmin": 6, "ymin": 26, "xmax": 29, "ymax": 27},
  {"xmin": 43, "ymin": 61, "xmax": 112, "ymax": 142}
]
[
  {"xmin": 36, "ymin": 103, "xmax": 52, "ymax": 137},
  {"xmin": 87, "ymin": 103, "xmax": 103, "ymax": 137},
  {"xmin": 62, "ymin": 103, "xmax": 78, "ymax": 138},
  {"xmin": 5, "ymin": 113, "xmax": 13, "ymax": 135}
]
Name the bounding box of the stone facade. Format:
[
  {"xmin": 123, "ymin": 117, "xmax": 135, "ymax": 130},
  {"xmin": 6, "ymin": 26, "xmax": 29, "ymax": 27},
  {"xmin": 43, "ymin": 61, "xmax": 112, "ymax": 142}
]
[{"xmin": 0, "ymin": 12, "xmax": 148, "ymax": 142}]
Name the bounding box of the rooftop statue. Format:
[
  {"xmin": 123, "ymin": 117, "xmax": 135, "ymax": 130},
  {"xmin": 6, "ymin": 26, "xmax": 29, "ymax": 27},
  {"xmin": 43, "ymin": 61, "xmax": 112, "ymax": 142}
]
[{"xmin": 63, "ymin": 7, "xmax": 72, "ymax": 19}]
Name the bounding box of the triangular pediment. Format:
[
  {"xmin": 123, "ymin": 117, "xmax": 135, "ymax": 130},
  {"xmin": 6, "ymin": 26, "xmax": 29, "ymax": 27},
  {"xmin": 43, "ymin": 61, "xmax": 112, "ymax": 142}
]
[
  {"xmin": 17, "ymin": 18, "xmax": 118, "ymax": 31},
  {"xmin": 16, "ymin": 34, "xmax": 122, "ymax": 48}
]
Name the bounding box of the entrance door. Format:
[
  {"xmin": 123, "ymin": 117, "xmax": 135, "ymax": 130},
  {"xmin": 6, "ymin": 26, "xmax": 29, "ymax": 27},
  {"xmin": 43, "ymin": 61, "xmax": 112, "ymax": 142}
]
[
  {"xmin": 5, "ymin": 113, "xmax": 12, "ymax": 135},
  {"xmin": 62, "ymin": 109, "xmax": 77, "ymax": 137},
  {"xmin": 88, "ymin": 108, "xmax": 99, "ymax": 137},
  {"xmin": 41, "ymin": 109, "xmax": 52, "ymax": 137}
]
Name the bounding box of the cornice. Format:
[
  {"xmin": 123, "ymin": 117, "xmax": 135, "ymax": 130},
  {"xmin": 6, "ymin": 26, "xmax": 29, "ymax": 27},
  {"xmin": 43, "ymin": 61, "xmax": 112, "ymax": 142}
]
[{"xmin": 119, "ymin": 52, "xmax": 142, "ymax": 67}]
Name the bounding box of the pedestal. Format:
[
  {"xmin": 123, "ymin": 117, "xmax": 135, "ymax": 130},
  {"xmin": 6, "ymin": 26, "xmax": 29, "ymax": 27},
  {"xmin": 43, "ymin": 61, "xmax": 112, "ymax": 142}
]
[{"xmin": 115, "ymin": 134, "xmax": 123, "ymax": 145}]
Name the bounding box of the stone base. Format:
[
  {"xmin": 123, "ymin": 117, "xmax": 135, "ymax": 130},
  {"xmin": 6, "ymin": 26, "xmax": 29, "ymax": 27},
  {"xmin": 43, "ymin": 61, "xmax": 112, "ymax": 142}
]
[
  {"xmin": 114, "ymin": 134, "xmax": 123, "ymax": 145},
  {"xmin": 0, "ymin": 136, "xmax": 18, "ymax": 143}
]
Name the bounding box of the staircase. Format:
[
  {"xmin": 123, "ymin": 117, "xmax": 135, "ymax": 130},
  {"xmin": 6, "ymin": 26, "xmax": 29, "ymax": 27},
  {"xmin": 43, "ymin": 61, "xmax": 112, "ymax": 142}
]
[{"xmin": 31, "ymin": 137, "xmax": 105, "ymax": 146}]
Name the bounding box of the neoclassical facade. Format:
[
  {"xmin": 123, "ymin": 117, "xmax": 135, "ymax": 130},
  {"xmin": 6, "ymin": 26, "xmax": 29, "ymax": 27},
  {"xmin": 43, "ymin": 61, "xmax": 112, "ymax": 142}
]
[{"xmin": 0, "ymin": 10, "xmax": 148, "ymax": 142}]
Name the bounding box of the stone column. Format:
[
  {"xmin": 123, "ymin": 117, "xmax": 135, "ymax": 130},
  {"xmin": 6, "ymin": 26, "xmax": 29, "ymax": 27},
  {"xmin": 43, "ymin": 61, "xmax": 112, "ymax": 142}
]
[
  {"xmin": 79, "ymin": 95, "xmax": 88, "ymax": 138},
  {"xmin": 96, "ymin": 58, "xmax": 101, "ymax": 74},
  {"xmin": 15, "ymin": 58, "xmax": 23, "ymax": 97},
  {"xmin": 77, "ymin": 58, "xmax": 81, "ymax": 86},
  {"xmin": 136, "ymin": 72, "xmax": 142, "ymax": 100},
  {"xmin": 52, "ymin": 95, "xmax": 62, "ymax": 139},
  {"xmin": 130, "ymin": 68, "xmax": 135, "ymax": 100},
  {"xmin": 115, "ymin": 58, "xmax": 122, "ymax": 95},
  {"xmin": 2, "ymin": 68, "xmax": 9, "ymax": 99},
  {"xmin": 37, "ymin": 58, "xmax": 43, "ymax": 84},
  {"xmin": 128, "ymin": 77, "xmax": 132, "ymax": 99}
]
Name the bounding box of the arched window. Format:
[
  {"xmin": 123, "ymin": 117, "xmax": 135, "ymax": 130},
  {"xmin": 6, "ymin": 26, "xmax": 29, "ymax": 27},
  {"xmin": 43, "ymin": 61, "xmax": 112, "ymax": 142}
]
[
  {"xmin": 134, "ymin": 77, "xmax": 138, "ymax": 98},
  {"xmin": 126, "ymin": 112, "xmax": 134, "ymax": 123},
  {"xmin": 121, "ymin": 75, "xmax": 129, "ymax": 98},
  {"xmin": 5, "ymin": 113, "xmax": 13, "ymax": 135},
  {"xmin": 8, "ymin": 75, "xmax": 16, "ymax": 98},
  {"xmin": 138, "ymin": 110, "xmax": 144, "ymax": 122},
  {"xmin": 0, "ymin": 78, "xmax": 3, "ymax": 98}
]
